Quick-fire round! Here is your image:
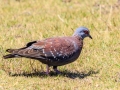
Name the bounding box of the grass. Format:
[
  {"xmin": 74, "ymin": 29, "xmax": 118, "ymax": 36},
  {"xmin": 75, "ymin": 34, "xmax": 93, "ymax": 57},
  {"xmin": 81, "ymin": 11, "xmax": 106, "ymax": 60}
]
[{"xmin": 0, "ymin": 0, "xmax": 120, "ymax": 89}]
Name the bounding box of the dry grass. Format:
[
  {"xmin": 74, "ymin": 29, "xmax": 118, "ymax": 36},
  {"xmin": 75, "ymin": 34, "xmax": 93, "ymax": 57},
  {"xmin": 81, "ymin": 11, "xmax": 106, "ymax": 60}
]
[{"xmin": 0, "ymin": 0, "xmax": 120, "ymax": 90}]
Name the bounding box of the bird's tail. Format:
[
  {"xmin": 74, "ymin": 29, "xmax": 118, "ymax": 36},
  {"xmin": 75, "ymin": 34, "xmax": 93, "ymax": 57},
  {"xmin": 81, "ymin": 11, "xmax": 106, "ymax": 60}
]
[
  {"xmin": 3, "ymin": 49, "xmax": 21, "ymax": 59},
  {"xmin": 6, "ymin": 49, "xmax": 19, "ymax": 53},
  {"xmin": 3, "ymin": 47, "xmax": 42, "ymax": 59},
  {"xmin": 3, "ymin": 54, "xmax": 17, "ymax": 59}
]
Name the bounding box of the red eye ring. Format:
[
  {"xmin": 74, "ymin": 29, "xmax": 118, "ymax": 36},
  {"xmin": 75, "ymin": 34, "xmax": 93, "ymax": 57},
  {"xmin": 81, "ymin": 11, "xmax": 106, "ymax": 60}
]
[{"xmin": 83, "ymin": 30, "xmax": 89, "ymax": 34}]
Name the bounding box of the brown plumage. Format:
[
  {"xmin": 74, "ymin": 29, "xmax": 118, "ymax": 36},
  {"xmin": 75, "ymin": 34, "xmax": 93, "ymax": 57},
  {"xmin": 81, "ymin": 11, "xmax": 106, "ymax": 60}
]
[{"xmin": 3, "ymin": 26, "xmax": 92, "ymax": 74}]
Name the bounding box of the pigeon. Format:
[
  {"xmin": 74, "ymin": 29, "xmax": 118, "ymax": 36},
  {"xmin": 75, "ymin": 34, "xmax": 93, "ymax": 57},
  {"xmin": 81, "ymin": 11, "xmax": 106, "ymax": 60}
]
[{"xmin": 3, "ymin": 26, "xmax": 92, "ymax": 74}]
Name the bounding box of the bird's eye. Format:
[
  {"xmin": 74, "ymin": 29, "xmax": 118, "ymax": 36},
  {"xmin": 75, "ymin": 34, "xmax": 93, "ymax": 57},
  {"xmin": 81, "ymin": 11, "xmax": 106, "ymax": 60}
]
[{"xmin": 83, "ymin": 30, "xmax": 89, "ymax": 34}]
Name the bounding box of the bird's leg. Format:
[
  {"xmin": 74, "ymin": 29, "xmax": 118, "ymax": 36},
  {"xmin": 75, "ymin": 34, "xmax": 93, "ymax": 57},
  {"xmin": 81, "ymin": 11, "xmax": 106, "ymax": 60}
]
[
  {"xmin": 46, "ymin": 65, "xmax": 50, "ymax": 75},
  {"xmin": 53, "ymin": 66, "xmax": 60, "ymax": 74}
]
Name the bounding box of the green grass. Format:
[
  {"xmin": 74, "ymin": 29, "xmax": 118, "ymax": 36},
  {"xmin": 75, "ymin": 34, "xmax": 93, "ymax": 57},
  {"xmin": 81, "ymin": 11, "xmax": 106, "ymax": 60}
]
[{"xmin": 0, "ymin": 0, "xmax": 120, "ymax": 90}]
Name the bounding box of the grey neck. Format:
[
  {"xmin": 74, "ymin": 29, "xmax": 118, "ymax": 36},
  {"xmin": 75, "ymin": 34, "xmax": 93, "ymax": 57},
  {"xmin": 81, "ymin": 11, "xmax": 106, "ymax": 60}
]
[{"xmin": 72, "ymin": 33, "xmax": 85, "ymax": 40}]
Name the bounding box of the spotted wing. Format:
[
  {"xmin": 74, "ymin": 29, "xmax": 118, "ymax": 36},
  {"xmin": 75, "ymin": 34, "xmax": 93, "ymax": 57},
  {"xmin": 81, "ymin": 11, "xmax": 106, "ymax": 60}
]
[
  {"xmin": 30, "ymin": 37, "xmax": 77, "ymax": 60},
  {"xmin": 11, "ymin": 37, "xmax": 79, "ymax": 60}
]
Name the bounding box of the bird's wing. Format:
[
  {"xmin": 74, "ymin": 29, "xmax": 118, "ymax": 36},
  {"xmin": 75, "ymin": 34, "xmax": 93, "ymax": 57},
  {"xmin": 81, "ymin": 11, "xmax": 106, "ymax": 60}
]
[{"xmin": 11, "ymin": 37, "xmax": 79, "ymax": 60}]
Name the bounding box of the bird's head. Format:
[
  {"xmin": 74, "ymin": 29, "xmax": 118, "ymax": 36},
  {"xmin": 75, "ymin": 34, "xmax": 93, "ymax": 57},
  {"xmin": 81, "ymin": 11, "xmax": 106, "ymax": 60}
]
[{"xmin": 73, "ymin": 26, "xmax": 92, "ymax": 39}]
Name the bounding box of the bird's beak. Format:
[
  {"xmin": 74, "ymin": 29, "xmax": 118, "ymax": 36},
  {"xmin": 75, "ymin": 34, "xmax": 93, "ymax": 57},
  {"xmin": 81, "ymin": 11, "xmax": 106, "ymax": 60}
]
[{"xmin": 88, "ymin": 34, "xmax": 92, "ymax": 39}]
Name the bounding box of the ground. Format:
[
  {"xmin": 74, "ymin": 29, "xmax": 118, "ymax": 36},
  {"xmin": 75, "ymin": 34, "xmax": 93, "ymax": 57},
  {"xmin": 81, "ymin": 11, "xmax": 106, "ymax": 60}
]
[{"xmin": 0, "ymin": 0, "xmax": 120, "ymax": 90}]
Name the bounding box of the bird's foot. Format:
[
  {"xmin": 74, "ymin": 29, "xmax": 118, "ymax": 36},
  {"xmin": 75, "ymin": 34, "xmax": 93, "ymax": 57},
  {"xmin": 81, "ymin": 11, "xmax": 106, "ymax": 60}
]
[
  {"xmin": 45, "ymin": 72, "xmax": 50, "ymax": 75},
  {"xmin": 55, "ymin": 70, "xmax": 61, "ymax": 74},
  {"xmin": 54, "ymin": 69, "xmax": 61, "ymax": 74},
  {"xmin": 53, "ymin": 66, "xmax": 61, "ymax": 74},
  {"xmin": 43, "ymin": 65, "xmax": 50, "ymax": 75},
  {"xmin": 42, "ymin": 71, "xmax": 50, "ymax": 75}
]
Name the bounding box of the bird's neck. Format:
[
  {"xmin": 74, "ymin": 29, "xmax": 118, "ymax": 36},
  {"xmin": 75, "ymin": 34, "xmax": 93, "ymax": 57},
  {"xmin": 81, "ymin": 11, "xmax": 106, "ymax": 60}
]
[
  {"xmin": 72, "ymin": 34, "xmax": 83, "ymax": 40},
  {"xmin": 72, "ymin": 35, "xmax": 83, "ymax": 49},
  {"xmin": 72, "ymin": 32, "xmax": 86, "ymax": 40}
]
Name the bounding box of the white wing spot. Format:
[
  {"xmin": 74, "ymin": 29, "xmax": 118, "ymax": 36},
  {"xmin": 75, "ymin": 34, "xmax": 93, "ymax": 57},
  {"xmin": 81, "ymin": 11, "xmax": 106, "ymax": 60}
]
[
  {"xmin": 57, "ymin": 52, "xmax": 59, "ymax": 55},
  {"xmin": 54, "ymin": 48, "xmax": 57, "ymax": 52},
  {"xmin": 43, "ymin": 49, "xmax": 45, "ymax": 53},
  {"xmin": 65, "ymin": 39, "xmax": 68, "ymax": 43},
  {"xmin": 42, "ymin": 49, "xmax": 47, "ymax": 57},
  {"xmin": 50, "ymin": 51, "xmax": 56, "ymax": 59},
  {"xmin": 60, "ymin": 51, "xmax": 63, "ymax": 54},
  {"xmin": 45, "ymin": 54, "xmax": 47, "ymax": 57},
  {"xmin": 50, "ymin": 42, "xmax": 53, "ymax": 44},
  {"xmin": 58, "ymin": 53, "xmax": 62, "ymax": 56}
]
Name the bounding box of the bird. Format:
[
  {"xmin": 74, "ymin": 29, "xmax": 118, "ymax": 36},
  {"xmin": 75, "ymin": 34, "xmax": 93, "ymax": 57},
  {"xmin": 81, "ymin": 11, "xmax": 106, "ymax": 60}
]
[{"xmin": 3, "ymin": 26, "xmax": 92, "ymax": 74}]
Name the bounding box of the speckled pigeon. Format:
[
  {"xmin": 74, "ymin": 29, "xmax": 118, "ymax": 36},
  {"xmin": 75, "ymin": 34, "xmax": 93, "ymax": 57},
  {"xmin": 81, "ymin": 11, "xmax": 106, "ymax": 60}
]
[{"xmin": 3, "ymin": 26, "xmax": 92, "ymax": 74}]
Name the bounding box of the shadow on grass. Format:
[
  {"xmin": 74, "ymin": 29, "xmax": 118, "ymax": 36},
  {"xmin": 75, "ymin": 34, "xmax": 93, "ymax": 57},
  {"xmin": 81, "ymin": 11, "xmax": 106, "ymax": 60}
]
[{"xmin": 9, "ymin": 70, "xmax": 99, "ymax": 79}]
